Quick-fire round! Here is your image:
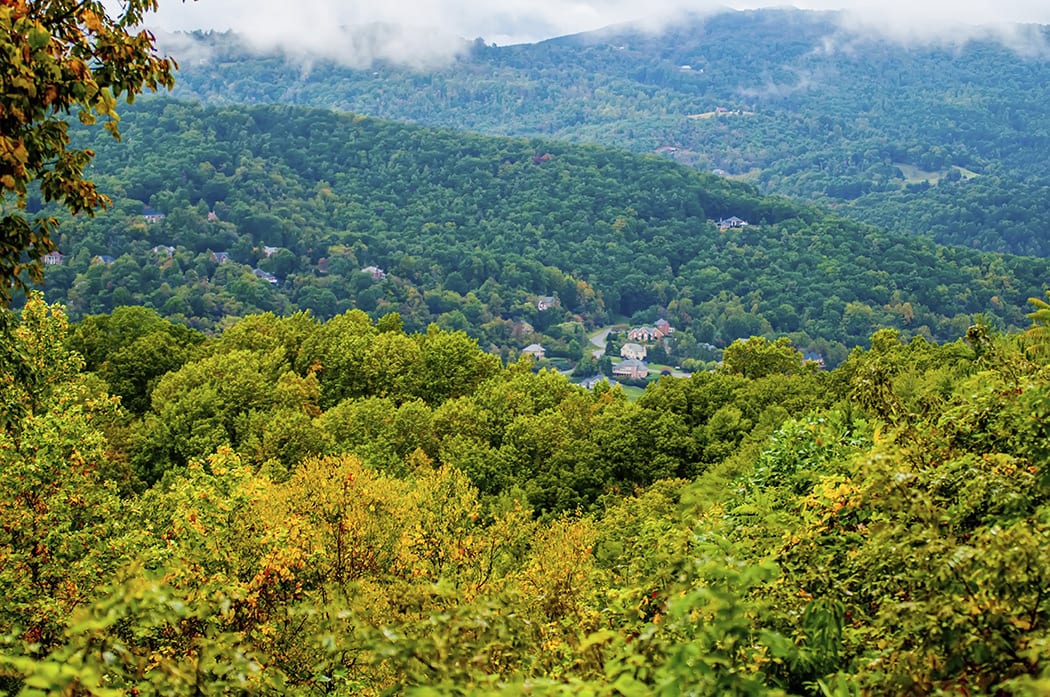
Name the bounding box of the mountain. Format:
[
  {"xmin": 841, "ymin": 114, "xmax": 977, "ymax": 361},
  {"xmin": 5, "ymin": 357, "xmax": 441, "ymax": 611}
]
[
  {"xmin": 36, "ymin": 99, "xmax": 1048, "ymax": 367},
  {"xmin": 168, "ymin": 9, "xmax": 1050, "ymax": 257}
]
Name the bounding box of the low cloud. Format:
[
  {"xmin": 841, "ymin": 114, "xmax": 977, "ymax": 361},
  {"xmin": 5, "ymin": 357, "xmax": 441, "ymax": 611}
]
[{"xmin": 145, "ymin": 1, "xmax": 1050, "ymax": 68}]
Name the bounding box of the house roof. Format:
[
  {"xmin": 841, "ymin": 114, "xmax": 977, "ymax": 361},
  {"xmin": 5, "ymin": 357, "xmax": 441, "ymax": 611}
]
[
  {"xmin": 613, "ymin": 359, "xmax": 649, "ymax": 376},
  {"xmin": 536, "ymin": 295, "xmax": 559, "ymax": 309},
  {"xmin": 579, "ymin": 375, "xmax": 609, "ymax": 389},
  {"xmin": 620, "ymin": 342, "xmax": 647, "ymax": 358},
  {"xmin": 253, "ymin": 268, "xmax": 278, "ymax": 283}
]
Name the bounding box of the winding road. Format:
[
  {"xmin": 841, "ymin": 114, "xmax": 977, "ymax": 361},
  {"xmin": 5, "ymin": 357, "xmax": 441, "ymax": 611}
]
[{"xmin": 588, "ymin": 327, "xmax": 612, "ymax": 359}]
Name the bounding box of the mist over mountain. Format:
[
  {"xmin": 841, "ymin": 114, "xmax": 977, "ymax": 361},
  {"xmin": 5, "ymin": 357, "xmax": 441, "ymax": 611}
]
[
  {"xmin": 166, "ymin": 8, "xmax": 1050, "ymax": 257},
  {"xmin": 150, "ymin": 0, "xmax": 1050, "ymax": 58}
]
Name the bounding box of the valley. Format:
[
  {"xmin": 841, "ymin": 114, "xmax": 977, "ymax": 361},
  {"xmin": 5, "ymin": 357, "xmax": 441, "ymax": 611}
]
[{"xmin": 1, "ymin": 5, "xmax": 1049, "ymax": 695}]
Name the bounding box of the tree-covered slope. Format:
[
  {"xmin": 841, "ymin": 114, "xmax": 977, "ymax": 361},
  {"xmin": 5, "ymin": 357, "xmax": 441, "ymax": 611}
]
[
  {"xmin": 169, "ymin": 9, "xmax": 1050, "ymax": 256},
  {"xmin": 37, "ymin": 99, "xmax": 1046, "ymax": 362}
]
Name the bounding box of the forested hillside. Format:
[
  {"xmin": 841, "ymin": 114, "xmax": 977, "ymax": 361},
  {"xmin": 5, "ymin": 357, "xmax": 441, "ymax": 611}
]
[
  {"xmin": 1, "ymin": 292, "xmax": 1048, "ymax": 694},
  {"xmin": 169, "ymin": 9, "xmax": 1050, "ymax": 256},
  {"xmin": 34, "ymin": 100, "xmax": 1049, "ymax": 368},
  {"xmin": 3, "ymin": 3, "xmax": 1049, "ymax": 694}
]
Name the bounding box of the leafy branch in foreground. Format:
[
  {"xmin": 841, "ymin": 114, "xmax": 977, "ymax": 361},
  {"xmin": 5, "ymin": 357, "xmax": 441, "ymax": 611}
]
[{"xmin": 0, "ymin": 0, "xmax": 176, "ymax": 303}]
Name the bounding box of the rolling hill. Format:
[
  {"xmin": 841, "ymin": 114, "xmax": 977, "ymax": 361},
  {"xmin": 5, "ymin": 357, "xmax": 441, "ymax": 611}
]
[
  {"xmin": 168, "ymin": 9, "xmax": 1050, "ymax": 257},
  {"xmin": 33, "ymin": 99, "xmax": 1049, "ymax": 367}
]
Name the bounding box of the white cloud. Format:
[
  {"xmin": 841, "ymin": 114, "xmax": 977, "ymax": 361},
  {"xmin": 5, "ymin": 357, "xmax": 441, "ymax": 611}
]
[{"xmin": 145, "ymin": 1, "xmax": 1050, "ymax": 67}]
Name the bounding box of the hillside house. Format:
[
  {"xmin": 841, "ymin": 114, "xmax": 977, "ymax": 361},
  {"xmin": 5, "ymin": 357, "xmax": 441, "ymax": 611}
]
[
  {"xmin": 613, "ymin": 359, "xmax": 649, "ymax": 380},
  {"xmin": 804, "ymin": 351, "xmax": 827, "ymax": 369},
  {"xmin": 253, "ymin": 268, "xmax": 279, "ymax": 285},
  {"xmin": 261, "ymin": 245, "xmax": 280, "ymax": 258},
  {"xmin": 522, "ymin": 343, "xmax": 546, "ymax": 361},
  {"xmin": 212, "ymin": 252, "xmax": 231, "ymax": 264},
  {"xmin": 654, "ymin": 319, "xmax": 674, "ymax": 335},
  {"xmin": 536, "ymin": 295, "xmax": 559, "ymax": 311},
  {"xmin": 151, "ymin": 245, "xmax": 175, "ymax": 258},
  {"xmin": 93, "ymin": 255, "xmax": 115, "ymax": 266},
  {"xmin": 620, "ymin": 342, "xmax": 647, "ymax": 361},
  {"xmin": 628, "ymin": 327, "xmax": 660, "ymax": 342},
  {"xmin": 41, "ymin": 251, "xmax": 65, "ymax": 266},
  {"xmin": 579, "ymin": 375, "xmax": 609, "ymax": 390},
  {"xmin": 362, "ymin": 265, "xmax": 386, "ymax": 280},
  {"xmin": 717, "ymin": 216, "xmax": 749, "ymax": 231},
  {"xmin": 143, "ymin": 207, "xmax": 166, "ymax": 224}
]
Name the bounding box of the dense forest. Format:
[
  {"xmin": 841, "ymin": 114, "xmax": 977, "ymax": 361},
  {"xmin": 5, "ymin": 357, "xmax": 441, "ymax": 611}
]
[
  {"xmin": 168, "ymin": 9, "xmax": 1050, "ymax": 257},
  {"xmin": 1, "ymin": 292, "xmax": 1048, "ymax": 694},
  {"xmin": 30, "ymin": 99, "xmax": 1049, "ymax": 371},
  {"xmin": 3, "ymin": 5, "xmax": 1050, "ymax": 694}
]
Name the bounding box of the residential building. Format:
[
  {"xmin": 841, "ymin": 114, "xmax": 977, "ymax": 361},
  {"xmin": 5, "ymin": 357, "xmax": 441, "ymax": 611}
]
[
  {"xmin": 654, "ymin": 319, "xmax": 674, "ymax": 335},
  {"xmin": 253, "ymin": 268, "xmax": 279, "ymax": 285},
  {"xmin": 620, "ymin": 342, "xmax": 647, "ymax": 361},
  {"xmin": 522, "ymin": 343, "xmax": 546, "ymax": 361},
  {"xmin": 536, "ymin": 295, "xmax": 559, "ymax": 311},
  {"xmin": 613, "ymin": 359, "xmax": 649, "ymax": 380},
  {"xmin": 717, "ymin": 216, "xmax": 749, "ymax": 230},
  {"xmin": 143, "ymin": 207, "xmax": 166, "ymax": 224},
  {"xmin": 579, "ymin": 375, "xmax": 609, "ymax": 390},
  {"xmin": 628, "ymin": 327, "xmax": 660, "ymax": 342}
]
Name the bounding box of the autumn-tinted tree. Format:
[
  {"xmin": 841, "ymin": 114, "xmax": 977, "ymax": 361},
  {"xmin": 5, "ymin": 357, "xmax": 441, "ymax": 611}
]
[{"xmin": 0, "ymin": 0, "xmax": 176, "ymax": 301}]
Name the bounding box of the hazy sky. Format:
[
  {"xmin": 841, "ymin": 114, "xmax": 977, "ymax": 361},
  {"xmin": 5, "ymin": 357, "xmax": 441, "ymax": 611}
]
[{"xmin": 147, "ymin": 1, "xmax": 1050, "ymax": 67}]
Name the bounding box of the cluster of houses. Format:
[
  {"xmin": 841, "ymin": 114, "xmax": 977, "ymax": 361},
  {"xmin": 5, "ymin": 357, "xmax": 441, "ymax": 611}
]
[
  {"xmin": 522, "ymin": 318, "xmax": 676, "ymax": 385},
  {"xmin": 611, "ymin": 318, "xmax": 676, "ymax": 379},
  {"xmin": 142, "ymin": 208, "xmax": 217, "ymax": 224}
]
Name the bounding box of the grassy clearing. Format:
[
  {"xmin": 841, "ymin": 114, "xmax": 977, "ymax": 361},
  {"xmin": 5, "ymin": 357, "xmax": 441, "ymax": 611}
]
[
  {"xmin": 894, "ymin": 162, "xmax": 980, "ymax": 184},
  {"xmin": 687, "ymin": 109, "xmax": 756, "ymax": 119},
  {"xmin": 723, "ymin": 168, "xmax": 763, "ymax": 182},
  {"xmin": 618, "ymin": 384, "xmax": 647, "ymax": 401}
]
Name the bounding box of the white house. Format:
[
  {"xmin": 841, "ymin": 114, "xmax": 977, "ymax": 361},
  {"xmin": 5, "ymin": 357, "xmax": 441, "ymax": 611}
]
[
  {"xmin": 620, "ymin": 342, "xmax": 647, "ymax": 361},
  {"xmin": 522, "ymin": 343, "xmax": 546, "ymax": 361}
]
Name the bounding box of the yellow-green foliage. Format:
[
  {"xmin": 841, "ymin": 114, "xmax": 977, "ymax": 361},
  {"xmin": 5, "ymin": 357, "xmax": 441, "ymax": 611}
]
[{"xmin": 2, "ymin": 298, "xmax": 1048, "ymax": 696}]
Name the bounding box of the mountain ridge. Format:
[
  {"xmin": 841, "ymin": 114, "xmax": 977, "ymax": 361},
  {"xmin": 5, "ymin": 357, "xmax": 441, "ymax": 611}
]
[{"xmin": 167, "ymin": 8, "xmax": 1050, "ymax": 257}]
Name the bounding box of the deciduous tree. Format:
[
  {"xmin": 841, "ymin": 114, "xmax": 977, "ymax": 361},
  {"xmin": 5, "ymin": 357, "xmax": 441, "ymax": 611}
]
[{"xmin": 0, "ymin": 0, "xmax": 176, "ymax": 301}]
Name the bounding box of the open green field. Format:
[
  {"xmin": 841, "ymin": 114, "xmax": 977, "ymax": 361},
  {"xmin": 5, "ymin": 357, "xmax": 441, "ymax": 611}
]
[{"xmin": 894, "ymin": 162, "xmax": 980, "ymax": 184}]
